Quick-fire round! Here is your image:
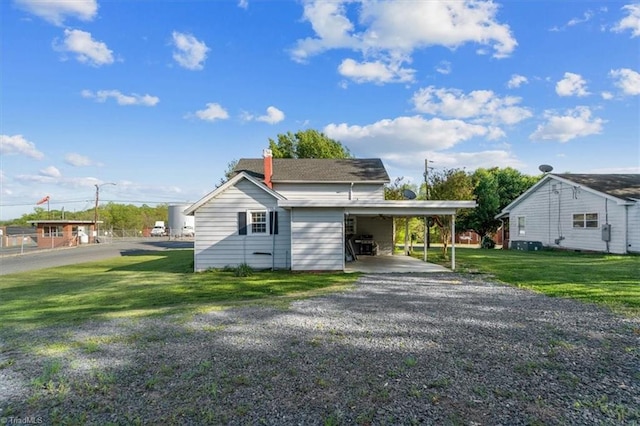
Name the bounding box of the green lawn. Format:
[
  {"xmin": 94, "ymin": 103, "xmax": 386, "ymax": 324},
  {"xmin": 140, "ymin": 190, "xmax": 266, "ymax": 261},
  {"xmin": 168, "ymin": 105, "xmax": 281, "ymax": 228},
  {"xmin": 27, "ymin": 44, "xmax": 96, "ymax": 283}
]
[
  {"xmin": 422, "ymin": 247, "xmax": 640, "ymax": 316},
  {"xmin": 2, "ymin": 247, "xmax": 638, "ymax": 335},
  {"xmin": 0, "ymin": 250, "xmax": 358, "ymax": 332}
]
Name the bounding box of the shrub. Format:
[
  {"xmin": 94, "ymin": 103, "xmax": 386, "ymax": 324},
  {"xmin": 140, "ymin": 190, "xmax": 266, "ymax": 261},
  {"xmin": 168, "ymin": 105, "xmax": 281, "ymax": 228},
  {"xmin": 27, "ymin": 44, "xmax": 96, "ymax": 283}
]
[
  {"xmin": 481, "ymin": 235, "xmax": 496, "ymax": 249},
  {"xmin": 234, "ymin": 263, "xmax": 254, "ymax": 277}
]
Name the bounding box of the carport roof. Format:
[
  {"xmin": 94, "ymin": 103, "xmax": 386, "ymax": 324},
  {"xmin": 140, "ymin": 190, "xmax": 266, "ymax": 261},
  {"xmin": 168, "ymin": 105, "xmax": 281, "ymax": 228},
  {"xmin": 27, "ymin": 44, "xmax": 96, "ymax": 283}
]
[{"xmin": 277, "ymin": 199, "xmax": 476, "ymax": 216}]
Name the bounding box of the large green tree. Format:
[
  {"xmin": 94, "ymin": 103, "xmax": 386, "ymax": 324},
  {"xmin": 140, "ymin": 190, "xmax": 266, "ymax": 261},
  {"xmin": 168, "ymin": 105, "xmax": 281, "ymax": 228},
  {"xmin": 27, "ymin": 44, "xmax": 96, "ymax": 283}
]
[
  {"xmin": 427, "ymin": 168, "xmax": 475, "ymax": 257},
  {"xmin": 268, "ymin": 129, "xmax": 352, "ymax": 159},
  {"xmin": 460, "ymin": 167, "xmax": 539, "ymax": 242}
]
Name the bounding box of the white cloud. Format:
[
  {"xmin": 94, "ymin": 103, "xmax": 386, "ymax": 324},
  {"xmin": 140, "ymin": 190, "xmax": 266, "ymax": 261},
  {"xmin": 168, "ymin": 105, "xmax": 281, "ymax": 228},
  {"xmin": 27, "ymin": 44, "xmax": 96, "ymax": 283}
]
[
  {"xmin": 172, "ymin": 31, "xmax": 209, "ymax": 70},
  {"xmin": 193, "ymin": 103, "xmax": 229, "ymax": 122},
  {"xmin": 567, "ymin": 10, "xmax": 594, "ymax": 26},
  {"xmin": 0, "ymin": 134, "xmax": 44, "ymax": 159},
  {"xmin": 555, "ymin": 72, "xmax": 590, "ymax": 97},
  {"xmin": 55, "ymin": 29, "xmax": 114, "ymax": 67},
  {"xmin": 435, "ymin": 61, "xmax": 452, "ymax": 75},
  {"xmin": 39, "ymin": 166, "xmax": 61, "ymax": 178},
  {"xmin": 15, "ymin": 0, "xmax": 97, "ymax": 26},
  {"xmin": 530, "ymin": 106, "xmax": 605, "ymax": 143},
  {"xmin": 81, "ymin": 89, "xmax": 160, "ymax": 106},
  {"xmin": 257, "ymin": 106, "xmax": 285, "ymax": 124},
  {"xmin": 412, "ymin": 86, "xmax": 532, "ymax": 125},
  {"xmin": 338, "ymin": 58, "xmax": 415, "ymax": 84},
  {"xmin": 507, "ymin": 74, "xmax": 528, "ymax": 89},
  {"xmin": 64, "ymin": 153, "xmax": 94, "ymax": 167},
  {"xmin": 609, "ymin": 68, "xmax": 640, "ymax": 95},
  {"xmin": 324, "ymin": 115, "xmax": 488, "ymax": 156},
  {"xmin": 612, "ymin": 3, "xmax": 640, "ymax": 37},
  {"xmin": 291, "ymin": 0, "xmax": 516, "ymax": 84},
  {"xmin": 601, "ymin": 91, "xmax": 614, "ymax": 100},
  {"xmin": 238, "ymin": 0, "xmax": 249, "ymax": 9}
]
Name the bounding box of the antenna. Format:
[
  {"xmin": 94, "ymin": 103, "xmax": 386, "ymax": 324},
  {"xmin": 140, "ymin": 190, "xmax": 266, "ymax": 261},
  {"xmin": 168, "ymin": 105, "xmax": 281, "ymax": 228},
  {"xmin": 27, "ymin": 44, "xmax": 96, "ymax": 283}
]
[
  {"xmin": 403, "ymin": 189, "xmax": 417, "ymax": 200},
  {"xmin": 538, "ymin": 164, "xmax": 553, "ymax": 173}
]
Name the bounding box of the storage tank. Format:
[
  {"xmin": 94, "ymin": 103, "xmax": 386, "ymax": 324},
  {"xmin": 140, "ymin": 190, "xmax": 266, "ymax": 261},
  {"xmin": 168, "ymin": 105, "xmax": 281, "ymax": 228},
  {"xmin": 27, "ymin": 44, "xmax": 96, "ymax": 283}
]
[{"xmin": 168, "ymin": 204, "xmax": 194, "ymax": 237}]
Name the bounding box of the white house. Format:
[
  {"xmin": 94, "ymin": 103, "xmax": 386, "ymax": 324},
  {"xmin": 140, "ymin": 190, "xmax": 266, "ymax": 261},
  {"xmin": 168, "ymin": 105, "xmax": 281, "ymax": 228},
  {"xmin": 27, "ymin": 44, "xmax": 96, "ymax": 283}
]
[
  {"xmin": 496, "ymin": 174, "xmax": 640, "ymax": 254},
  {"xmin": 185, "ymin": 150, "xmax": 476, "ymax": 272}
]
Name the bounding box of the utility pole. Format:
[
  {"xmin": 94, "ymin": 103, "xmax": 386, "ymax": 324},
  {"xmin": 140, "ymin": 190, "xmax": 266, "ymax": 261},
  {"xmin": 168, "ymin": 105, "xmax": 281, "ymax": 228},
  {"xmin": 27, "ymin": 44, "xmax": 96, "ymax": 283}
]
[{"xmin": 94, "ymin": 183, "xmax": 116, "ymax": 243}]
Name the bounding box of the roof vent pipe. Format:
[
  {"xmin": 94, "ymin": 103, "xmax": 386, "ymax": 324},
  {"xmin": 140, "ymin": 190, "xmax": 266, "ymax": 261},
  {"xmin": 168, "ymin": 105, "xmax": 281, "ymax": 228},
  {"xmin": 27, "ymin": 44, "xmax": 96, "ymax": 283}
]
[{"xmin": 263, "ymin": 149, "xmax": 273, "ymax": 189}]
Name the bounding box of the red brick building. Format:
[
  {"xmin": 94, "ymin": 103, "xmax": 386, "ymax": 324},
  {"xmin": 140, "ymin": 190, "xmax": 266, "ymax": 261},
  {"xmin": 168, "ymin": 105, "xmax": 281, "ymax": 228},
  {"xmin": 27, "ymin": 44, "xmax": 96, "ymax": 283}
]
[{"xmin": 27, "ymin": 220, "xmax": 100, "ymax": 249}]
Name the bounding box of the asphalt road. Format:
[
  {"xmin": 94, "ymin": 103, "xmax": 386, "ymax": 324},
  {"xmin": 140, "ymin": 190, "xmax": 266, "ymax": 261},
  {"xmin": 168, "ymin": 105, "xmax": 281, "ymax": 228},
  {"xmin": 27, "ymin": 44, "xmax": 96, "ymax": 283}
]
[{"xmin": 0, "ymin": 238, "xmax": 193, "ymax": 275}]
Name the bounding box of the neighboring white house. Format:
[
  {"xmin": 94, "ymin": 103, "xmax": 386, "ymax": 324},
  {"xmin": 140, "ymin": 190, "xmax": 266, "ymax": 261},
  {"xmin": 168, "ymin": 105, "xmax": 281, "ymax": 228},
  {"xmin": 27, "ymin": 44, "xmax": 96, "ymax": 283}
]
[
  {"xmin": 185, "ymin": 150, "xmax": 475, "ymax": 271},
  {"xmin": 496, "ymin": 173, "xmax": 640, "ymax": 254}
]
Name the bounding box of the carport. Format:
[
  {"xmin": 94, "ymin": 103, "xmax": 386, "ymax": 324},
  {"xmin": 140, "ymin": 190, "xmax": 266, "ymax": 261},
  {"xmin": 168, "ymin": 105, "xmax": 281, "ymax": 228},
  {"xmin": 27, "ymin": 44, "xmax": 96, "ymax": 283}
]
[{"xmin": 278, "ymin": 199, "xmax": 476, "ymax": 272}]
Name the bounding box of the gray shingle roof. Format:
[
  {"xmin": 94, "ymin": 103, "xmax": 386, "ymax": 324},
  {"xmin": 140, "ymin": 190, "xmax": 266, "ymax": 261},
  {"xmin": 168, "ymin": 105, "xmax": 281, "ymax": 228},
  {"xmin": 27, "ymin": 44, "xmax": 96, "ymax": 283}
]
[
  {"xmin": 234, "ymin": 158, "xmax": 390, "ymax": 183},
  {"xmin": 554, "ymin": 174, "xmax": 640, "ymax": 201}
]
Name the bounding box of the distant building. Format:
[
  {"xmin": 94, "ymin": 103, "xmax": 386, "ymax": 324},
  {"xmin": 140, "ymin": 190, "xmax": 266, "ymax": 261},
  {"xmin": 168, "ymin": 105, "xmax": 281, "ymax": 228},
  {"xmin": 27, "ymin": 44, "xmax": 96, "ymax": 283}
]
[{"xmin": 26, "ymin": 220, "xmax": 101, "ymax": 249}]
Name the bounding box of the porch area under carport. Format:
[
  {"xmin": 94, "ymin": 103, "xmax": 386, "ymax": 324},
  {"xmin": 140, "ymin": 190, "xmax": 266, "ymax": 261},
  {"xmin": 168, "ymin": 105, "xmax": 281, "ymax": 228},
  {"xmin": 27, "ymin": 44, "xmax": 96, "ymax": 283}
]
[
  {"xmin": 344, "ymin": 254, "xmax": 450, "ymax": 273},
  {"xmin": 279, "ymin": 199, "xmax": 476, "ymax": 272}
]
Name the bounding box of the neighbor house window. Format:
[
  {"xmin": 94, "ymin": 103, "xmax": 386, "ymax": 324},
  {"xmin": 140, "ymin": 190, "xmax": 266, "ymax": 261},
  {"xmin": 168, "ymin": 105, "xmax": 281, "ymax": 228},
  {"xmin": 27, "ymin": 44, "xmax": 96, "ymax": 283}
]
[
  {"xmin": 43, "ymin": 226, "xmax": 63, "ymax": 237},
  {"xmin": 250, "ymin": 211, "xmax": 267, "ymax": 234},
  {"xmin": 517, "ymin": 216, "xmax": 525, "ymax": 235},
  {"xmin": 573, "ymin": 213, "xmax": 598, "ymax": 228}
]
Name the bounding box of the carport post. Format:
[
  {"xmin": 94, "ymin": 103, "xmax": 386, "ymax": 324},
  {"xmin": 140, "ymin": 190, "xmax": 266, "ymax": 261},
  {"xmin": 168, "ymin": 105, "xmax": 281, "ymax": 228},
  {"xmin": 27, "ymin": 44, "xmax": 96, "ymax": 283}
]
[
  {"xmin": 423, "ymin": 216, "xmax": 427, "ymax": 262},
  {"xmin": 451, "ymin": 214, "xmax": 456, "ymax": 271}
]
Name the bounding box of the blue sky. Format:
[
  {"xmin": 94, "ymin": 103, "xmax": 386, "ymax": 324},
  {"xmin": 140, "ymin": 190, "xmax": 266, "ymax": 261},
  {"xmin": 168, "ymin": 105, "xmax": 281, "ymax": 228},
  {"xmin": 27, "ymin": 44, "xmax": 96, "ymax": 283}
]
[{"xmin": 1, "ymin": 0, "xmax": 639, "ymax": 220}]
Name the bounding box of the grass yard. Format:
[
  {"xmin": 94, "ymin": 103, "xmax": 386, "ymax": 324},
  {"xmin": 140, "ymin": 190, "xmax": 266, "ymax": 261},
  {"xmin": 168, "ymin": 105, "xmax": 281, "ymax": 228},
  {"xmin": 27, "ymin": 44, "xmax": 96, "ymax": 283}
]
[
  {"xmin": 0, "ymin": 250, "xmax": 358, "ymax": 333},
  {"xmin": 421, "ymin": 247, "xmax": 640, "ymax": 316}
]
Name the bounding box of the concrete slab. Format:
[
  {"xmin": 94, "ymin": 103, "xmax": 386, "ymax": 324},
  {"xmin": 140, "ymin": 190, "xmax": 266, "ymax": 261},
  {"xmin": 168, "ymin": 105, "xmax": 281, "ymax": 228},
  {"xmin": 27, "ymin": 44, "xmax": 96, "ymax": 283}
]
[{"xmin": 344, "ymin": 254, "xmax": 450, "ymax": 273}]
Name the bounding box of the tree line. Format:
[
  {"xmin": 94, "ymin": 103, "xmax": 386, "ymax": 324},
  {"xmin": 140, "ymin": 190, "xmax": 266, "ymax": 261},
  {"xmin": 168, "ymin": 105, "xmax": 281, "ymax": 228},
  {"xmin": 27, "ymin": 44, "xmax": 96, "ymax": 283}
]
[{"xmin": 4, "ymin": 130, "xmax": 540, "ymax": 247}]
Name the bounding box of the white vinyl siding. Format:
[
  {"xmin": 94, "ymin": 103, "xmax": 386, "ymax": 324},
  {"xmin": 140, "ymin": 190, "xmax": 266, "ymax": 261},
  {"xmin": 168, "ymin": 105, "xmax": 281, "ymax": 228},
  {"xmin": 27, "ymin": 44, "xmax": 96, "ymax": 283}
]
[
  {"xmin": 275, "ymin": 183, "xmax": 384, "ymax": 201},
  {"xmin": 627, "ymin": 203, "xmax": 640, "ymax": 253},
  {"xmin": 193, "ymin": 179, "xmax": 290, "ymax": 271},
  {"xmin": 290, "ymin": 208, "xmax": 344, "ymax": 271},
  {"xmin": 353, "ymin": 216, "xmax": 394, "ymax": 255},
  {"xmin": 509, "ymin": 178, "xmax": 630, "ymax": 254}
]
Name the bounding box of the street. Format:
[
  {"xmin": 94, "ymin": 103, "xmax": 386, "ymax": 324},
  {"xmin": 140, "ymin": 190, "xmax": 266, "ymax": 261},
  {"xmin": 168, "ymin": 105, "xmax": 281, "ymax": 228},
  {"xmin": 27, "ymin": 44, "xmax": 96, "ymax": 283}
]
[{"xmin": 0, "ymin": 238, "xmax": 193, "ymax": 275}]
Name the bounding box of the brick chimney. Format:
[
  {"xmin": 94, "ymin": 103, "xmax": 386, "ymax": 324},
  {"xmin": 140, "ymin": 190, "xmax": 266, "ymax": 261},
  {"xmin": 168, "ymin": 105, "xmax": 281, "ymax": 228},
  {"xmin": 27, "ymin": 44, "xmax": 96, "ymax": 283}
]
[{"xmin": 263, "ymin": 148, "xmax": 273, "ymax": 189}]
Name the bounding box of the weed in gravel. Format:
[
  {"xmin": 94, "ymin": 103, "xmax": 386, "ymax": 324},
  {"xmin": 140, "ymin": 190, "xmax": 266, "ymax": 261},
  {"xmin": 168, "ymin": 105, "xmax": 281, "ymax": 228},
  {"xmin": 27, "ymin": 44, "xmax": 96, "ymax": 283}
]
[
  {"xmin": 403, "ymin": 356, "xmax": 417, "ymax": 367},
  {"xmin": 408, "ymin": 385, "xmax": 422, "ymax": 398},
  {"xmin": 32, "ymin": 359, "xmax": 63, "ymax": 388},
  {"xmin": 473, "ymin": 385, "xmax": 488, "ymax": 398},
  {"xmin": 0, "ymin": 358, "xmax": 15, "ymax": 369},
  {"xmin": 493, "ymin": 387, "xmax": 514, "ymax": 398},
  {"xmin": 232, "ymin": 374, "xmax": 250, "ymax": 386},
  {"xmin": 427, "ymin": 377, "xmax": 450, "ymax": 389},
  {"xmin": 355, "ymin": 408, "xmax": 374, "ymax": 424},
  {"xmin": 386, "ymin": 368, "xmax": 400, "ymax": 378},
  {"xmin": 315, "ymin": 376, "xmax": 329, "ymax": 387},
  {"xmin": 145, "ymin": 376, "xmax": 159, "ymax": 390}
]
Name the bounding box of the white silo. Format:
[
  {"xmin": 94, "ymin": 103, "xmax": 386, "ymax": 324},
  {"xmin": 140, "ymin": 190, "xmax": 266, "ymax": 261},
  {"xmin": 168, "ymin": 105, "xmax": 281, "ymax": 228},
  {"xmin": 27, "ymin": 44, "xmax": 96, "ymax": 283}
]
[{"xmin": 168, "ymin": 204, "xmax": 194, "ymax": 237}]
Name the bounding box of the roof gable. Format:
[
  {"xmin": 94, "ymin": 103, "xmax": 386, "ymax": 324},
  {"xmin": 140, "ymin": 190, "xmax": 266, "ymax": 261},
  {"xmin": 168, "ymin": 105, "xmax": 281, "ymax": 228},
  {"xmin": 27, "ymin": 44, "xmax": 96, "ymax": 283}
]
[
  {"xmin": 185, "ymin": 172, "xmax": 284, "ymax": 215},
  {"xmin": 553, "ymin": 174, "xmax": 640, "ymax": 201},
  {"xmin": 234, "ymin": 158, "xmax": 390, "ymax": 183},
  {"xmin": 498, "ymin": 173, "xmax": 640, "ymax": 217}
]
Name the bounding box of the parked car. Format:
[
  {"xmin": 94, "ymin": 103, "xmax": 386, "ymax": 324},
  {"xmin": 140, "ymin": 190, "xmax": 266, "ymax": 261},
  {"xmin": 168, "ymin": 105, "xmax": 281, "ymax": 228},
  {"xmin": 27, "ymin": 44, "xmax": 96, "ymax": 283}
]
[
  {"xmin": 150, "ymin": 225, "xmax": 166, "ymax": 236},
  {"xmin": 182, "ymin": 226, "xmax": 195, "ymax": 237}
]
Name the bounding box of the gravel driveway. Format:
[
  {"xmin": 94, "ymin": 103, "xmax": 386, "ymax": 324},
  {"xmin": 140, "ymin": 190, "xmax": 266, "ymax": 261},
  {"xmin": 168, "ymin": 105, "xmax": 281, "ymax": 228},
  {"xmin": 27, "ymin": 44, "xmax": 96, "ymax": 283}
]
[{"xmin": 1, "ymin": 273, "xmax": 638, "ymax": 425}]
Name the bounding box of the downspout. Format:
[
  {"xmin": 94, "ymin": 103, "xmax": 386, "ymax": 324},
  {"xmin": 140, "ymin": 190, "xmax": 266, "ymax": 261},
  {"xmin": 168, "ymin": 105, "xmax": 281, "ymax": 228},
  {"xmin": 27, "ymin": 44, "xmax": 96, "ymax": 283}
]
[
  {"xmin": 349, "ymin": 182, "xmax": 354, "ymax": 200},
  {"xmin": 272, "ymin": 208, "xmax": 276, "ymax": 271}
]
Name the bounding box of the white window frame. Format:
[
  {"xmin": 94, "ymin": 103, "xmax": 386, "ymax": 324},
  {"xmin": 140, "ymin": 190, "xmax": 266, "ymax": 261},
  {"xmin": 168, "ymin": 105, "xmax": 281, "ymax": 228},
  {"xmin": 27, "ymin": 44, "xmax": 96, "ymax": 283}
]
[
  {"xmin": 572, "ymin": 213, "xmax": 599, "ymax": 229},
  {"xmin": 248, "ymin": 210, "xmax": 268, "ymax": 235},
  {"xmin": 517, "ymin": 216, "xmax": 525, "ymax": 236}
]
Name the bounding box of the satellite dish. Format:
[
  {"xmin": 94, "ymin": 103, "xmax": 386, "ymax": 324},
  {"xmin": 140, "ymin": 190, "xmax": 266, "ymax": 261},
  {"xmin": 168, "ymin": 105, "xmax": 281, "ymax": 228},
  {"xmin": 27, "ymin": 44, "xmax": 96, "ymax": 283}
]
[
  {"xmin": 403, "ymin": 189, "xmax": 417, "ymax": 200},
  {"xmin": 538, "ymin": 164, "xmax": 554, "ymax": 173}
]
